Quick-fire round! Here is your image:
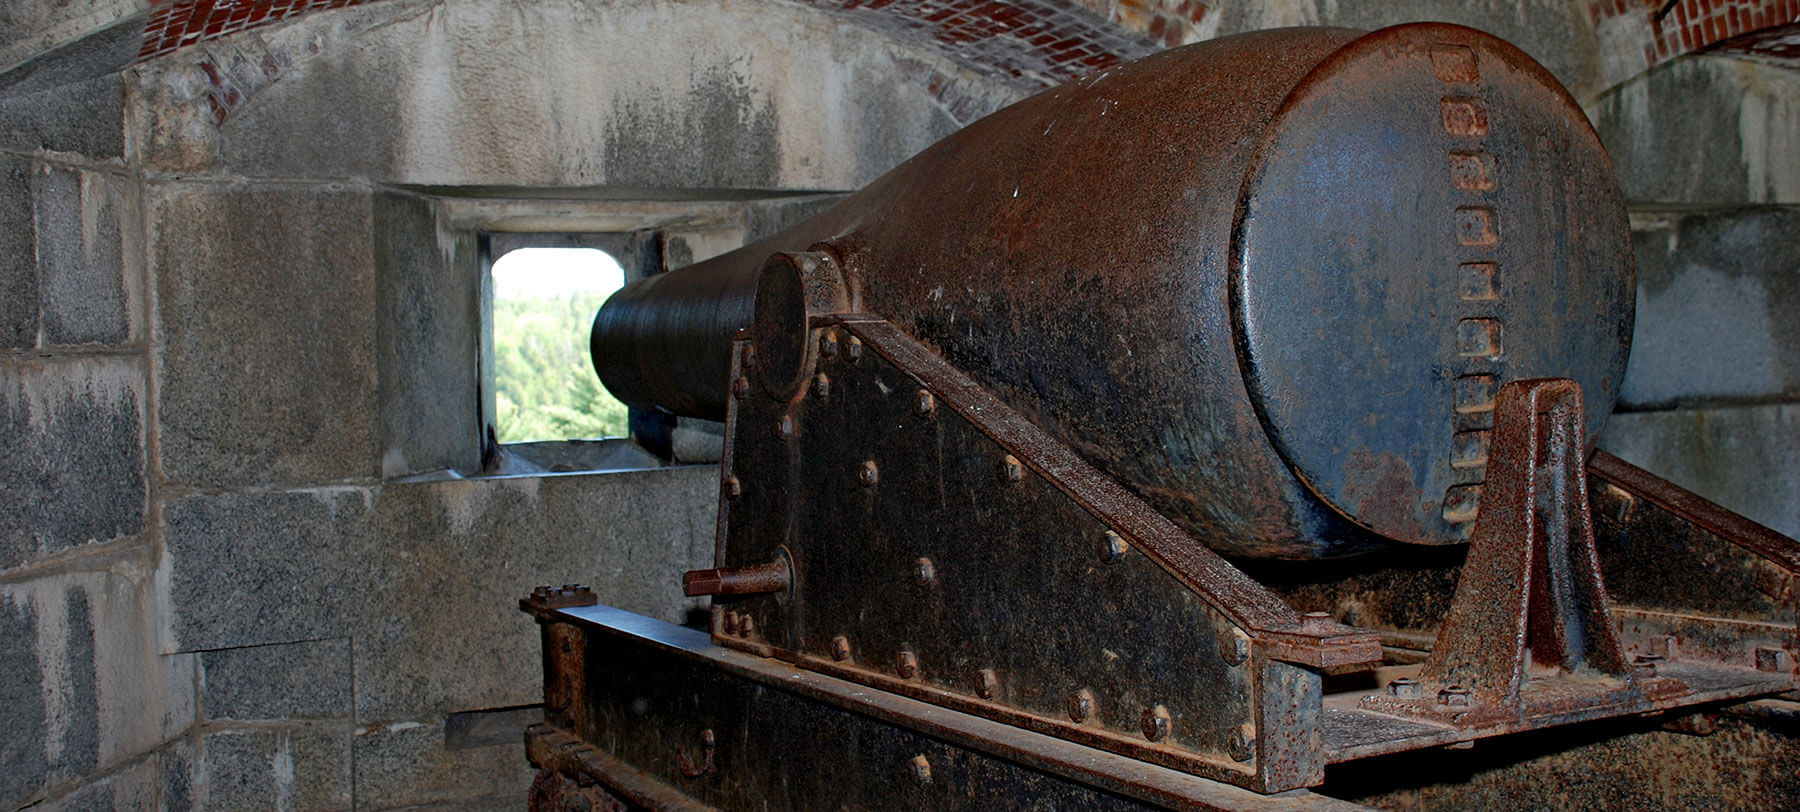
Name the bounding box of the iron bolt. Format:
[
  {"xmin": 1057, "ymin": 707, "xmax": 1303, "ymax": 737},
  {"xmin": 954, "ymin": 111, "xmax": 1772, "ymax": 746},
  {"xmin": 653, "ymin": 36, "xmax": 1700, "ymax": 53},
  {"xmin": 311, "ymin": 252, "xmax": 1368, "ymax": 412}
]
[
  {"xmin": 1227, "ymin": 724, "xmax": 1256, "ymax": 763},
  {"xmin": 1438, "ymin": 686, "xmax": 1470, "ymax": 707},
  {"xmin": 831, "ymin": 635, "xmax": 852, "ymax": 662},
  {"xmin": 820, "ymin": 332, "xmax": 839, "ymax": 358},
  {"xmin": 1067, "ymin": 689, "xmax": 1095, "ymax": 723},
  {"xmin": 915, "ymin": 390, "xmax": 936, "ymax": 416},
  {"xmin": 738, "ymin": 615, "xmax": 756, "ymax": 637},
  {"xmin": 977, "ymin": 669, "xmax": 999, "ymax": 699},
  {"xmin": 732, "ymin": 376, "xmax": 750, "ymax": 398},
  {"xmin": 1634, "ymin": 653, "xmax": 1664, "ymax": 677},
  {"xmin": 909, "ymin": 754, "xmax": 932, "ymax": 784},
  {"xmin": 913, "ymin": 557, "xmax": 936, "ymax": 586},
  {"xmin": 1102, "ymin": 530, "xmax": 1129, "ymax": 563},
  {"xmin": 812, "ymin": 373, "xmax": 831, "ymax": 399},
  {"xmin": 1220, "ymin": 629, "xmax": 1250, "ymax": 666},
  {"xmin": 1387, "ymin": 677, "xmax": 1423, "ymax": 699},
  {"xmin": 1001, "ymin": 454, "xmax": 1025, "ymax": 484},
  {"xmin": 776, "ymin": 415, "xmax": 796, "ymax": 440},
  {"xmin": 898, "ymin": 651, "xmax": 919, "ymax": 679},
  {"xmin": 845, "ymin": 336, "xmax": 863, "ymax": 361},
  {"xmin": 1301, "ymin": 611, "xmax": 1335, "ymax": 631},
  {"xmin": 1756, "ymin": 647, "xmax": 1791, "ymax": 673},
  {"xmin": 1140, "ymin": 705, "xmax": 1172, "ymax": 743},
  {"xmin": 859, "ymin": 460, "xmax": 880, "ymax": 487},
  {"xmin": 722, "ymin": 611, "xmax": 739, "ymax": 635},
  {"xmin": 723, "ymin": 475, "xmax": 742, "ymax": 500},
  {"xmin": 742, "ymin": 345, "xmax": 757, "ymax": 368}
]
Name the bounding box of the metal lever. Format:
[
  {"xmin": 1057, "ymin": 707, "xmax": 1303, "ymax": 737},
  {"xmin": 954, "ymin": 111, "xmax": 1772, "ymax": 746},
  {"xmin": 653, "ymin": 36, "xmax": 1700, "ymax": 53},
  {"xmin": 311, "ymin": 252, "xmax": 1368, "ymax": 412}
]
[{"xmin": 683, "ymin": 561, "xmax": 791, "ymax": 598}]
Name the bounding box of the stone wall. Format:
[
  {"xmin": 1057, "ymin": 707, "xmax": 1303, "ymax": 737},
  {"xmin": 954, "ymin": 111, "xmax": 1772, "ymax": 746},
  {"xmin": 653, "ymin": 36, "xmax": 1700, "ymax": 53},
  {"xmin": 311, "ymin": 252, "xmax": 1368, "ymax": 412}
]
[
  {"xmin": 1589, "ymin": 55, "xmax": 1800, "ymax": 539},
  {"xmin": 2, "ymin": 0, "xmax": 1797, "ymax": 809}
]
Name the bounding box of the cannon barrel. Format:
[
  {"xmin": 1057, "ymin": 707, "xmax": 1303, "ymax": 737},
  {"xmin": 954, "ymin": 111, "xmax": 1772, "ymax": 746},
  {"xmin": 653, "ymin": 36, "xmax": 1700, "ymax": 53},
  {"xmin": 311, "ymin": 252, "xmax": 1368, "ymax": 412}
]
[{"xmin": 591, "ymin": 23, "xmax": 1634, "ymax": 559}]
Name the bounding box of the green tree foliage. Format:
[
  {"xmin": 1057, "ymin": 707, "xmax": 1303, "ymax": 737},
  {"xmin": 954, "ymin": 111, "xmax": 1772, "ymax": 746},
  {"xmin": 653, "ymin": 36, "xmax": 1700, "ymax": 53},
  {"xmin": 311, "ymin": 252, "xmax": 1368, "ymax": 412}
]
[{"xmin": 493, "ymin": 290, "xmax": 629, "ymax": 443}]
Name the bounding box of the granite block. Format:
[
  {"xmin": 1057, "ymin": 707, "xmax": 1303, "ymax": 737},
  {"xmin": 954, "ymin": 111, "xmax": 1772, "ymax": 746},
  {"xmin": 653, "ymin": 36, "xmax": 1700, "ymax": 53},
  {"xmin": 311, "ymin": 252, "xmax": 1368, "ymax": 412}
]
[
  {"xmin": 151, "ymin": 183, "xmax": 378, "ymax": 488},
  {"xmin": 1621, "ymin": 207, "xmax": 1800, "ymax": 408},
  {"xmin": 373, "ymin": 190, "xmax": 480, "ymax": 478},
  {"xmin": 0, "ymin": 356, "xmax": 147, "ymax": 570},
  {"xmin": 163, "ymin": 488, "xmax": 376, "ymax": 652},
  {"xmin": 1, "ymin": 155, "xmax": 37, "ymax": 349},
  {"xmin": 200, "ymin": 638, "xmax": 353, "ymax": 722},
  {"xmin": 33, "ymin": 163, "xmax": 133, "ymax": 347}
]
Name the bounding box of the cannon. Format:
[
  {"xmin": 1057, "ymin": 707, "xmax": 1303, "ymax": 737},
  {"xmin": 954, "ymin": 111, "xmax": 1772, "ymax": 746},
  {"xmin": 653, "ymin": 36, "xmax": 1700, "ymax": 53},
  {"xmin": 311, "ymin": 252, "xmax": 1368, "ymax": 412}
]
[{"xmin": 520, "ymin": 22, "xmax": 1800, "ymax": 811}]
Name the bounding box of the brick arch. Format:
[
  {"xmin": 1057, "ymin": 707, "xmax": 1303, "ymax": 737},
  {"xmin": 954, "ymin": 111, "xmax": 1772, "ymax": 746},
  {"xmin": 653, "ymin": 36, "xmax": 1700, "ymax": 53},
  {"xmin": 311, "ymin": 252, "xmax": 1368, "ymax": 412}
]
[
  {"xmin": 137, "ymin": 0, "xmax": 1189, "ymax": 89},
  {"xmin": 1590, "ymin": 0, "xmax": 1800, "ymax": 88}
]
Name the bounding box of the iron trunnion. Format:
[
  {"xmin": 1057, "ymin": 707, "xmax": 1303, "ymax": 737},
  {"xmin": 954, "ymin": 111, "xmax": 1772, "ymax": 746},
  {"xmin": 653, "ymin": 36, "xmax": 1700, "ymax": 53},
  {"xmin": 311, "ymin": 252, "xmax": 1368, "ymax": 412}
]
[{"xmin": 521, "ymin": 23, "xmax": 1800, "ymax": 811}]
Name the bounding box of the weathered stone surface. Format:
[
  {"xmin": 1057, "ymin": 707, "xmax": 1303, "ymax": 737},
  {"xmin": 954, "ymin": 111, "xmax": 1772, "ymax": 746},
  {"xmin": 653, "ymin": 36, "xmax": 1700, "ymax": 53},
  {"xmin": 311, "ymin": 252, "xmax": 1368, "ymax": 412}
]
[
  {"xmin": 0, "ymin": 356, "xmax": 146, "ymax": 570},
  {"xmin": 1, "ymin": 154, "xmax": 37, "ymax": 349},
  {"xmin": 131, "ymin": 0, "xmax": 1002, "ymax": 189},
  {"xmin": 164, "ymin": 488, "xmax": 377, "ymax": 652},
  {"xmin": 1591, "ymin": 56, "xmax": 1800, "ymax": 206},
  {"xmin": 177, "ymin": 726, "xmax": 353, "ymax": 812},
  {"xmin": 45, "ymin": 756, "xmax": 156, "ymax": 812},
  {"xmin": 356, "ymin": 466, "xmax": 716, "ymax": 720},
  {"xmin": 200, "ymin": 638, "xmax": 353, "ymax": 722},
  {"xmin": 0, "ymin": 552, "xmax": 190, "ymax": 811},
  {"xmin": 0, "ymin": 593, "xmax": 47, "ymax": 809},
  {"xmin": 1621, "ymin": 207, "xmax": 1800, "ymax": 408},
  {"xmin": 374, "ymin": 190, "xmax": 480, "ymax": 478},
  {"xmin": 0, "ymin": 72, "xmax": 126, "ymax": 159},
  {"xmin": 351, "ymin": 718, "xmax": 532, "ymax": 811},
  {"xmin": 157, "ymin": 738, "xmax": 194, "ymax": 812},
  {"xmin": 33, "ymin": 163, "xmax": 135, "ymax": 347},
  {"xmin": 0, "ymin": 0, "xmax": 146, "ymax": 82},
  {"xmin": 1600, "ymin": 404, "xmax": 1800, "ymax": 540},
  {"xmin": 151, "ymin": 182, "xmax": 378, "ymax": 488}
]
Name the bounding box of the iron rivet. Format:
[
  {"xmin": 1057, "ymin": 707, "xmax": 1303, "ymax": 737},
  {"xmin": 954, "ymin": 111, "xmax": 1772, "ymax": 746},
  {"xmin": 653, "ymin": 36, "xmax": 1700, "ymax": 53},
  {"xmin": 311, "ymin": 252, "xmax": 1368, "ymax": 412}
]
[
  {"xmin": 722, "ymin": 611, "xmax": 739, "ymax": 635},
  {"xmin": 859, "ymin": 460, "xmax": 880, "ymax": 487},
  {"xmin": 732, "ymin": 376, "xmax": 750, "ymax": 398},
  {"xmin": 701, "ymin": 729, "xmax": 715, "ymax": 747},
  {"xmin": 723, "ymin": 475, "xmax": 742, "ymax": 499},
  {"xmin": 1067, "ymin": 689, "xmax": 1095, "ymax": 723},
  {"xmin": 1102, "ymin": 531, "xmax": 1129, "ymax": 563},
  {"xmin": 1221, "ymin": 629, "xmax": 1250, "ymax": 666},
  {"xmin": 738, "ymin": 615, "xmax": 755, "ymax": 637},
  {"xmin": 909, "ymin": 754, "xmax": 931, "ymax": 784},
  {"xmin": 1301, "ymin": 611, "xmax": 1335, "ymax": 630},
  {"xmin": 776, "ymin": 415, "xmax": 796, "ymax": 440},
  {"xmin": 1140, "ymin": 705, "xmax": 1172, "ymax": 743},
  {"xmin": 1001, "ymin": 454, "xmax": 1024, "ymax": 484},
  {"xmin": 1387, "ymin": 677, "xmax": 1423, "ymax": 699},
  {"xmin": 831, "ymin": 635, "xmax": 852, "ymax": 662},
  {"xmin": 915, "ymin": 390, "xmax": 936, "ymax": 416},
  {"xmin": 1439, "ymin": 686, "xmax": 1470, "ymax": 707},
  {"xmin": 1228, "ymin": 724, "xmax": 1255, "ymax": 762},
  {"xmin": 913, "ymin": 557, "xmax": 936, "ymax": 586},
  {"xmin": 1756, "ymin": 647, "xmax": 1791, "ymax": 673},
  {"xmin": 898, "ymin": 651, "xmax": 919, "ymax": 679},
  {"xmin": 812, "ymin": 373, "xmax": 831, "ymax": 399},
  {"xmin": 977, "ymin": 669, "xmax": 999, "ymax": 699},
  {"xmin": 845, "ymin": 336, "xmax": 863, "ymax": 361},
  {"xmin": 820, "ymin": 332, "xmax": 839, "ymax": 359},
  {"xmin": 743, "ymin": 345, "xmax": 757, "ymax": 368}
]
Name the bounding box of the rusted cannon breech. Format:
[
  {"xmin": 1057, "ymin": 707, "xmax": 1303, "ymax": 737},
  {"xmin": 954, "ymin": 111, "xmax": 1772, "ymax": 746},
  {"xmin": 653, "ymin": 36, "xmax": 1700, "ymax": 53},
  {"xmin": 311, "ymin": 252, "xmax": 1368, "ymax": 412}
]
[{"xmin": 593, "ymin": 23, "xmax": 1635, "ymax": 559}]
